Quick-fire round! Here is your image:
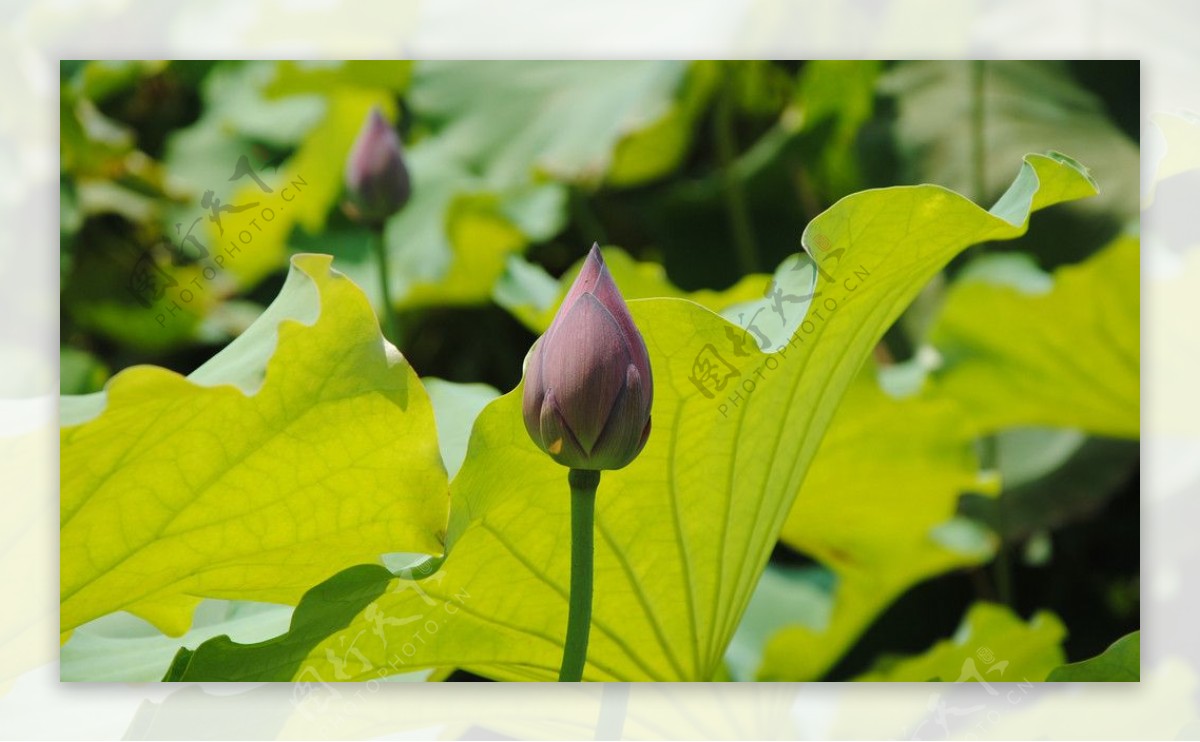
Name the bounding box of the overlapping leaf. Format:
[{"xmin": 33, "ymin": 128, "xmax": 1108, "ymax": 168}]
[
  {"xmin": 60, "ymin": 255, "xmax": 449, "ymax": 638},
  {"xmin": 931, "ymin": 232, "xmax": 1140, "ymax": 438}
]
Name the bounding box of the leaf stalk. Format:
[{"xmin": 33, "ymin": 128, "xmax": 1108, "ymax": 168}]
[
  {"xmin": 371, "ymin": 226, "xmax": 401, "ymax": 346},
  {"xmin": 560, "ymin": 468, "xmax": 600, "ymax": 681}
]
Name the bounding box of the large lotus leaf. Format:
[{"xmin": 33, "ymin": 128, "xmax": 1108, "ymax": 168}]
[
  {"xmin": 60, "ymin": 254, "xmax": 449, "ymax": 639},
  {"xmin": 276, "ymin": 153, "xmax": 1097, "ymax": 682},
  {"xmin": 851, "ymin": 602, "xmax": 1066, "ymax": 682},
  {"xmin": 930, "ymin": 232, "xmax": 1139, "ymax": 438}
]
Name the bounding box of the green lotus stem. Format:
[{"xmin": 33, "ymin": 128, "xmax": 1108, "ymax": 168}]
[
  {"xmin": 560, "ymin": 468, "xmax": 600, "ymax": 682},
  {"xmin": 370, "ymin": 228, "xmax": 400, "ymax": 346}
]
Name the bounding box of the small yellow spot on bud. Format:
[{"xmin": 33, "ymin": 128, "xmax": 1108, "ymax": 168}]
[{"xmin": 548, "ymin": 438, "xmax": 564, "ymax": 454}]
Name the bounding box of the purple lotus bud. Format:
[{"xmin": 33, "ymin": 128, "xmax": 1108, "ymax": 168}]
[
  {"xmin": 523, "ymin": 244, "xmax": 653, "ymax": 471},
  {"xmin": 343, "ymin": 107, "xmax": 411, "ymax": 225}
]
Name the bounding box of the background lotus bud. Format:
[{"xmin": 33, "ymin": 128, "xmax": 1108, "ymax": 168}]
[
  {"xmin": 523, "ymin": 244, "xmax": 653, "ymax": 471},
  {"xmin": 343, "ymin": 107, "xmax": 411, "ymax": 225}
]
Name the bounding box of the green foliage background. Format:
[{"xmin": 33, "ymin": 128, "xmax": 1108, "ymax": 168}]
[{"xmin": 59, "ymin": 60, "xmax": 1140, "ymax": 682}]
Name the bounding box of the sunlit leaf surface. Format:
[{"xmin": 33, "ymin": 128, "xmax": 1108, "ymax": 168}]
[{"xmin": 60, "ymin": 255, "xmax": 449, "ymax": 638}]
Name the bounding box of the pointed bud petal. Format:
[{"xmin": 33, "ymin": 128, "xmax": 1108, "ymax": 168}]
[
  {"xmin": 588, "ymin": 363, "xmax": 652, "ymax": 469},
  {"xmin": 522, "ymin": 336, "xmax": 547, "ymax": 446},
  {"xmin": 542, "ymin": 292, "xmax": 629, "ymax": 453},
  {"xmin": 538, "ymin": 389, "xmax": 589, "ymax": 466}
]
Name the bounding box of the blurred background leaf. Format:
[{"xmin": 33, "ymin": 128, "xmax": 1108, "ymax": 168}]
[
  {"xmin": 852, "ymin": 602, "xmax": 1066, "ymax": 682},
  {"xmin": 880, "ymin": 60, "xmax": 1138, "ymax": 265},
  {"xmin": 1047, "ymin": 630, "xmax": 1139, "ymax": 681}
]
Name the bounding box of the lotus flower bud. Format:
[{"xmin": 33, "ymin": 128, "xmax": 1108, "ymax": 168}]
[
  {"xmin": 343, "ymin": 107, "xmax": 411, "ymax": 225},
  {"xmin": 523, "ymin": 244, "xmax": 653, "ymax": 471}
]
